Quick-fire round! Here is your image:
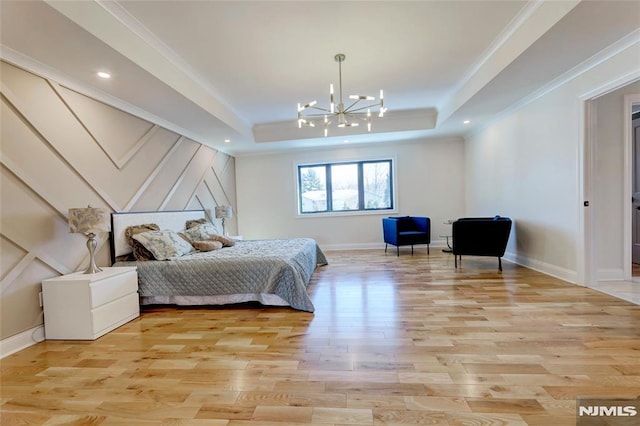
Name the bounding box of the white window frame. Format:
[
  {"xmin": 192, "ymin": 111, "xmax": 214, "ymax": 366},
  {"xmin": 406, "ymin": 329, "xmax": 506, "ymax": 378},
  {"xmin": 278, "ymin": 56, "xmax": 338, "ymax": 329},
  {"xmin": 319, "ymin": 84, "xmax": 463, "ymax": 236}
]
[{"xmin": 295, "ymin": 158, "xmax": 397, "ymax": 217}]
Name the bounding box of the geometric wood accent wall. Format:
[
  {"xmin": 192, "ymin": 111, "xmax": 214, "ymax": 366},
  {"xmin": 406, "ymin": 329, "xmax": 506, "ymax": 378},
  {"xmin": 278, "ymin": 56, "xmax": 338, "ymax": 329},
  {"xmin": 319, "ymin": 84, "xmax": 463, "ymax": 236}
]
[{"xmin": 0, "ymin": 61, "xmax": 237, "ymax": 340}]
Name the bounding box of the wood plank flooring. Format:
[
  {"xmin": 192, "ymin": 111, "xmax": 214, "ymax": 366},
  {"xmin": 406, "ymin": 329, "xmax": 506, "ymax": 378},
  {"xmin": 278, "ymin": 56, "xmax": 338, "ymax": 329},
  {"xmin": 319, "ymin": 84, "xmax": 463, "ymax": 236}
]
[{"xmin": 2, "ymin": 250, "xmax": 640, "ymax": 425}]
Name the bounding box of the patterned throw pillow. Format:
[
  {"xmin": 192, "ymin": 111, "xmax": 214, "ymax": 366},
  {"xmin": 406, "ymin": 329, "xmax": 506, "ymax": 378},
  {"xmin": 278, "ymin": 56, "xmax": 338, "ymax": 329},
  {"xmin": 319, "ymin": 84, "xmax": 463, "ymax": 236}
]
[
  {"xmin": 125, "ymin": 223, "xmax": 160, "ymax": 261},
  {"xmin": 184, "ymin": 222, "xmax": 218, "ymax": 242},
  {"xmin": 185, "ymin": 218, "xmax": 208, "ymax": 229},
  {"xmin": 184, "ymin": 223, "xmax": 235, "ymax": 247},
  {"xmin": 132, "ymin": 229, "xmax": 194, "ymax": 260},
  {"xmin": 185, "ymin": 219, "xmax": 223, "ymax": 235},
  {"xmin": 192, "ymin": 240, "xmax": 223, "ymax": 251}
]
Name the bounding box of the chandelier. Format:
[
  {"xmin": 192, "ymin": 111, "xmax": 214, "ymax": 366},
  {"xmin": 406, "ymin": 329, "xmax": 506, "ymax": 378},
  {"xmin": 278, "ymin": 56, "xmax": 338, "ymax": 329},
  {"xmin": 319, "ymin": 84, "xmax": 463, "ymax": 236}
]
[{"xmin": 297, "ymin": 53, "xmax": 386, "ymax": 137}]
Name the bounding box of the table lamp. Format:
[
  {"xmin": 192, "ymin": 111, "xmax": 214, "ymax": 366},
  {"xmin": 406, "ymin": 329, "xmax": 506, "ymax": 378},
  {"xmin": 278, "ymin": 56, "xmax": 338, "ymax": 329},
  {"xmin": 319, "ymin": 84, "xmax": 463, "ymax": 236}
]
[
  {"xmin": 69, "ymin": 206, "xmax": 111, "ymax": 274},
  {"xmin": 215, "ymin": 205, "xmax": 233, "ymax": 236}
]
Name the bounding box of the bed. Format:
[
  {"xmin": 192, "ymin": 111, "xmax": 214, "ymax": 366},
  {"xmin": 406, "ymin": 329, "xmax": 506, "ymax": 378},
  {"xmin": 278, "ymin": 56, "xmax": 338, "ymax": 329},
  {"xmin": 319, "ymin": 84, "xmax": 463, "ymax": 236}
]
[{"xmin": 110, "ymin": 210, "xmax": 326, "ymax": 312}]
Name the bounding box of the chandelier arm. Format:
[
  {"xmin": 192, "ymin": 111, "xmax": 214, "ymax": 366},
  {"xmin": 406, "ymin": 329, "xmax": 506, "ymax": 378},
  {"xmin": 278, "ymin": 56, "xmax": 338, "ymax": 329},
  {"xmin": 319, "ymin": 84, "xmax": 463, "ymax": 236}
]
[
  {"xmin": 301, "ymin": 111, "xmax": 334, "ymax": 117},
  {"xmin": 345, "ymin": 103, "xmax": 382, "ymax": 113},
  {"xmin": 343, "ymin": 99, "xmax": 362, "ymax": 112},
  {"xmin": 307, "ymin": 106, "xmax": 332, "ymax": 113}
]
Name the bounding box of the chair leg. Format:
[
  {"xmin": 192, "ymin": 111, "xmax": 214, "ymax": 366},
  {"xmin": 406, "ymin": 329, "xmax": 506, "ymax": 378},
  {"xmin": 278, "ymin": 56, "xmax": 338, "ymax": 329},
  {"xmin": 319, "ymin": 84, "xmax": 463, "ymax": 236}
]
[
  {"xmin": 455, "ymin": 255, "xmax": 458, "ymax": 268},
  {"xmin": 411, "ymin": 245, "xmax": 414, "ymax": 255},
  {"xmin": 498, "ymin": 257, "xmax": 502, "ymax": 271},
  {"xmin": 397, "ymin": 246, "xmax": 399, "ymax": 256},
  {"xmin": 385, "ymin": 243, "xmax": 388, "ymax": 253},
  {"xmin": 427, "ymin": 245, "xmax": 430, "ymax": 255}
]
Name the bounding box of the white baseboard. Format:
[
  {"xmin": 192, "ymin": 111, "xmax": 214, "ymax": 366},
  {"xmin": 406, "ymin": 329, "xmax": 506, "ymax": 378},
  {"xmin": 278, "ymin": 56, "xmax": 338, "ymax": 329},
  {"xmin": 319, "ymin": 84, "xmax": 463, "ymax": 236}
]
[
  {"xmin": 596, "ymin": 268, "xmax": 625, "ymax": 282},
  {"xmin": 503, "ymin": 251, "xmax": 578, "ymax": 285},
  {"xmin": 321, "ymin": 241, "xmax": 448, "ymax": 251},
  {"xmin": 0, "ymin": 325, "xmax": 45, "ymax": 359},
  {"xmin": 321, "ymin": 242, "xmax": 382, "ymax": 251}
]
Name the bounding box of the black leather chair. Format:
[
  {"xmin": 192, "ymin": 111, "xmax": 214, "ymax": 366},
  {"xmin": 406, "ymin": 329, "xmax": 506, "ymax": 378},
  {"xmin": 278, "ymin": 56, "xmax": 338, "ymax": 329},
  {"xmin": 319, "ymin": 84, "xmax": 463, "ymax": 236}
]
[
  {"xmin": 452, "ymin": 216, "xmax": 512, "ymax": 270},
  {"xmin": 383, "ymin": 216, "xmax": 431, "ymax": 256}
]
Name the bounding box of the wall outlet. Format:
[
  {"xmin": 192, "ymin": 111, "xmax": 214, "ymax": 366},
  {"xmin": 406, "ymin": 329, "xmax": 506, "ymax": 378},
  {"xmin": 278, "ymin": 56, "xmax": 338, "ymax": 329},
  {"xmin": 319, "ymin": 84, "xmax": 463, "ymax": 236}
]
[{"xmin": 39, "ymin": 292, "xmax": 43, "ymax": 307}]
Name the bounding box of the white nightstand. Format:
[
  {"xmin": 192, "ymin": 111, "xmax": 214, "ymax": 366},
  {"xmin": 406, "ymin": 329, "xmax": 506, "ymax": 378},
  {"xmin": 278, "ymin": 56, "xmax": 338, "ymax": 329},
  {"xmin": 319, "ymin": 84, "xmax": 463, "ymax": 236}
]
[{"xmin": 42, "ymin": 266, "xmax": 139, "ymax": 340}]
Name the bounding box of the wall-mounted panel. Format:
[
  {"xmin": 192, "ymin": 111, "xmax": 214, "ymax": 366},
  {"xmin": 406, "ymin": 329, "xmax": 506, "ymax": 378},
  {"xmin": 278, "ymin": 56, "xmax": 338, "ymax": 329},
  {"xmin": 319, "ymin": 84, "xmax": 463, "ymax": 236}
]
[
  {"xmin": 163, "ymin": 145, "xmax": 217, "ymax": 211},
  {"xmin": 0, "ymin": 61, "xmax": 237, "ymax": 342},
  {"xmin": 55, "ymin": 85, "xmax": 155, "ymax": 168},
  {"xmin": 131, "ymin": 137, "xmax": 199, "ymax": 211},
  {"xmin": 1, "ymin": 98, "xmax": 103, "ymax": 213},
  {"xmin": 1, "ymin": 258, "xmax": 53, "ymax": 338},
  {"xmin": 1, "ymin": 236, "xmax": 27, "ymax": 282}
]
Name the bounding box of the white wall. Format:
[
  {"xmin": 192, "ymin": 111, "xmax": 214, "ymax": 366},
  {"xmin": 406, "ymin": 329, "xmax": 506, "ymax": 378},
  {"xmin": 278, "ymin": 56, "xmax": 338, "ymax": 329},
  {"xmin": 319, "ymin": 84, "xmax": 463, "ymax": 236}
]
[
  {"xmin": 236, "ymin": 138, "xmax": 465, "ymax": 249},
  {"xmin": 464, "ymin": 39, "xmax": 640, "ymax": 283}
]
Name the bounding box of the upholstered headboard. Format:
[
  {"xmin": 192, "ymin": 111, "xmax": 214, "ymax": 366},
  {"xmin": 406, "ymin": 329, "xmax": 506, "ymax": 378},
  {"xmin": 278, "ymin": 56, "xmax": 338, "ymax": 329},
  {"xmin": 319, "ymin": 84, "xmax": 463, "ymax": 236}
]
[{"xmin": 110, "ymin": 210, "xmax": 207, "ymax": 263}]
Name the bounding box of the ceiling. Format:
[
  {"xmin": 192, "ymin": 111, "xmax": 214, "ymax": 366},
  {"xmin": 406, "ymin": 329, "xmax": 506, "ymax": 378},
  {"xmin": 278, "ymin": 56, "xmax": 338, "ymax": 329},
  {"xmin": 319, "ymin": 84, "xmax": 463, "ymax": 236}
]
[{"xmin": 1, "ymin": 1, "xmax": 639, "ymax": 155}]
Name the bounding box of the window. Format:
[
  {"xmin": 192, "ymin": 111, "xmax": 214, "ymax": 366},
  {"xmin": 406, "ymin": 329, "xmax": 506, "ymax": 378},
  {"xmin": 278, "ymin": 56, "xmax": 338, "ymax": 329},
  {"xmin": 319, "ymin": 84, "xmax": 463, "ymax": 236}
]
[{"xmin": 298, "ymin": 159, "xmax": 394, "ymax": 214}]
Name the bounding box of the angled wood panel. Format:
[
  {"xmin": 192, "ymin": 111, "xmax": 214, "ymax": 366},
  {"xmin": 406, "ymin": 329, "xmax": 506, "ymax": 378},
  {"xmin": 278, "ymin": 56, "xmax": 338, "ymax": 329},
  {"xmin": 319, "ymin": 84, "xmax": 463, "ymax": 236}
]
[
  {"xmin": 1, "ymin": 236, "xmax": 28, "ymax": 282},
  {"xmin": 0, "ymin": 258, "xmax": 54, "ymax": 338},
  {"xmin": 0, "ymin": 61, "xmax": 237, "ymax": 342},
  {"xmin": 162, "ymin": 144, "xmax": 217, "ymax": 211},
  {"xmin": 0, "ymin": 167, "xmax": 86, "ymax": 275},
  {"xmin": 131, "ymin": 137, "xmax": 199, "ymax": 211},
  {"xmin": 1, "ymin": 98, "xmax": 102, "ymax": 213},
  {"xmin": 53, "ymin": 84, "xmax": 156, "ymax": 169}
]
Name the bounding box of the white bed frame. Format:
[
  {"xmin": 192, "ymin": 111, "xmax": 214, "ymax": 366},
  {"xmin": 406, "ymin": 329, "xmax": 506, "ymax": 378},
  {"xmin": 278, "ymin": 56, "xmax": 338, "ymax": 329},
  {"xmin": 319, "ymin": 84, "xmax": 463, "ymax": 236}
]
[{"xmin": 110, "ymin": 210, "xmax": 207, "ymax": 263}]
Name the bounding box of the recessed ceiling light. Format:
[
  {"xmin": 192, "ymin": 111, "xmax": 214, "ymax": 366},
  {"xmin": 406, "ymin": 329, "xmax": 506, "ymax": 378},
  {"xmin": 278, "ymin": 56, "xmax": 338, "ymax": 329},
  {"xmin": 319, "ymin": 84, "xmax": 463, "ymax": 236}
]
[
  {"xmin": 343, "ymin": 139, "xmax": 349, "ymax": 143},
  {"xmin": 224, "ymin": 139, "xmax": 231, "ymax": 143},
  {"xmin": 463, "ymin": 120, "xmax": 470, "ymax": 124},
  {"xmin": 97, "ymin": 71, "xmax": 111, "ymax": 79}
]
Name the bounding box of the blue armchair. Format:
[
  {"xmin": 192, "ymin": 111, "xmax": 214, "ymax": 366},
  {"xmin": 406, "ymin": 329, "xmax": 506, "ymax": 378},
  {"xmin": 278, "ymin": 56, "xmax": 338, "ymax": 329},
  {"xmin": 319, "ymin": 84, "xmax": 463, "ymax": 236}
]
[{"xmin": 383, "ymin": 216, "xmax": 431, "ymax": 256}]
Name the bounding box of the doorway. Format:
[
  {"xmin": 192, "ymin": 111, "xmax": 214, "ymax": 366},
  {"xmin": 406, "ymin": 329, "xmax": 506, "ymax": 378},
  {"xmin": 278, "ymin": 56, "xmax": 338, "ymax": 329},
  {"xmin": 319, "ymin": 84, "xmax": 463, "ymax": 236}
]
[
  {"xmin": 580, "ymin": 88, "xmax": 640, "ymax": 305},
  {"xmin": 632, "ymin": 108, "xmax": 640, "ymax": 279},
  {"xmin": 581, "ymin": 85, "xmax": 640, "ymax": 290}
]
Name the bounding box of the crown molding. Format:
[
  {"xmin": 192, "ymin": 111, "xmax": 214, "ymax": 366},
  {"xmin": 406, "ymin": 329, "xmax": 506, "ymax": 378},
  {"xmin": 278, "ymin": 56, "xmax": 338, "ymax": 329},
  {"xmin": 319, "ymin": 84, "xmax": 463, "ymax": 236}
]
[
  {"xmin": 465, "ymin": 29, "xmax": 640, "ymax": 140},
  {"xmin": 95, "ymin": 0, "xmax": 245, "ymax": 125},
  {"xmin": 438, "ymin": 0, "xmax": 581, "ymax": 125},
  {"xmin": 0, "ymin": 46, "xmax": 232, "ymax": 156},
  {"xmin": 44, "ymin": 0, "xmax": 251, "ymax": 138}
]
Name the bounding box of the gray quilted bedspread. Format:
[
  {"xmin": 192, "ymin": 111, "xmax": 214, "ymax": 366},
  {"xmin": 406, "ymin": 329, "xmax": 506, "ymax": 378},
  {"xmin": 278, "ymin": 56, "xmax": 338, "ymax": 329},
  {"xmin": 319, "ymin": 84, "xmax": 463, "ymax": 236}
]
[{"xmin": 114, "ymin": 238, "xmax": 327, "ymax": 312}]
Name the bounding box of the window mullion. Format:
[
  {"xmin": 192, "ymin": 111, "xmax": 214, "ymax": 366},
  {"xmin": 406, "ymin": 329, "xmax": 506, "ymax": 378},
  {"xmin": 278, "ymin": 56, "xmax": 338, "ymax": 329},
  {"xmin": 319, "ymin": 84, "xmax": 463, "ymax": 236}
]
[
  {"xmin": 357, "ymin": 163, "xmax": 365, "ymax": 209},
  {"xmin": 325, "ymin": 164, "xmax": 333, "ymax": 212}
]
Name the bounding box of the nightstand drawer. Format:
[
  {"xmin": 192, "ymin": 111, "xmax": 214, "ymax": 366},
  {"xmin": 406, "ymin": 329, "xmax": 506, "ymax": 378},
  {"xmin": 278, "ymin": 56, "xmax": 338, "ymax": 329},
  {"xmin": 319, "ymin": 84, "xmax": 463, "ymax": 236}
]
[
  {"xmin": 90, "ymin": 270, "xmax": 138, "ymax": 308},
  {"xmin": 92, "ymin": 292, "xmax": 140, "ymax": 336}
]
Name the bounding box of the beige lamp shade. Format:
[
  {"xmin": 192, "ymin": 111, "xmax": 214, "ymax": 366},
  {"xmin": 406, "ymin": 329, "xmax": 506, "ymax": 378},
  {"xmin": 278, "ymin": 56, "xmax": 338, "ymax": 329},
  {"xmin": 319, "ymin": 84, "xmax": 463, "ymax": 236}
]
[
  {"xmin": 68, "ymin": 207, "xmax": 111, "ymax": 234},
  {"xmin": 215, "ymin": 205, "xmax": 233, "ymax": 219}
]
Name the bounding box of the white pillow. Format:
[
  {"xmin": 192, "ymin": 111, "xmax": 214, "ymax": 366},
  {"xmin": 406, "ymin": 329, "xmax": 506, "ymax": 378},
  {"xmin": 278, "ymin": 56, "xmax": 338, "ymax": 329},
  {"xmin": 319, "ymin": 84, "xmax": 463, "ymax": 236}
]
[{"xmin": 132, "ymin": 229, "xmax": 194, "ymax": 260}]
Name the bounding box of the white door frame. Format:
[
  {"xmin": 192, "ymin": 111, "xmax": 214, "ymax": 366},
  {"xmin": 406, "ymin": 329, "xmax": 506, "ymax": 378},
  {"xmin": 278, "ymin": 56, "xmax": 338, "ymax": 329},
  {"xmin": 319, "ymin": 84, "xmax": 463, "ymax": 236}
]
[
  {"xmin": 577, "ymin": 98, "xmax": 595, "ymax": 287},
  {"xmin": 579, "ymin": 74, "xmax": 640, "ymax": 287},
  {"xmin": 624, "ymin": 94, "xmax": 640, "ymax": 280}
]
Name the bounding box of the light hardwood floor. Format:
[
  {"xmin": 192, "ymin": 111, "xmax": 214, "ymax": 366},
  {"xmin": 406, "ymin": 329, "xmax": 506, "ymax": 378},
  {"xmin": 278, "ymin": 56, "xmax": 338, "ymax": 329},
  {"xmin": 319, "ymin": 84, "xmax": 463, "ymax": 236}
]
[{"xmin": 2, "ymin": 249, "xmax": 640, "ymax": 425}]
